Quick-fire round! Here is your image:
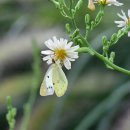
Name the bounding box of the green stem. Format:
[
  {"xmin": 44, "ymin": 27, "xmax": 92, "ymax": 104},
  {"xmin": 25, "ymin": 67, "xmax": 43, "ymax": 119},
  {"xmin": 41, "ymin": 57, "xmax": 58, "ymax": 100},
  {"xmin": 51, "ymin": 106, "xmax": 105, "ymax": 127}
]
[
  {"xmin": 78, "ymin": 47, "xmax": 130, "ymax": 76},
  {"xmin": 69, "ymin": 0, "xmax": 77, "ymax": 29},
  {"xmin": 19, "ymin": 41, "xmax": 41, "ymax": 130}
]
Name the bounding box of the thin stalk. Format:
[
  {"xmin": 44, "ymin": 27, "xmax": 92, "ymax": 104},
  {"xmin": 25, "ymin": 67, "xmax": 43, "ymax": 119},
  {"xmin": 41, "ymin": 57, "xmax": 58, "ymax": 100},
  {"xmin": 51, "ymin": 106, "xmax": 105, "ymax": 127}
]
[
  {"xmin": 69, "ymin": 0, "xmax": 77, "ymax": 29},
  {"xmin": 78, "ymin": 47, "xmax": 130, "ymax": 76}
]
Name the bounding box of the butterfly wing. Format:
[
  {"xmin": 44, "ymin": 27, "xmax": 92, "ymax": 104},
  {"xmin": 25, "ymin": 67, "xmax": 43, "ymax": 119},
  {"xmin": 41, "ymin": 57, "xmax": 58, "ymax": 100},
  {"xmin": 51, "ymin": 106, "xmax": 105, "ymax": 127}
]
[
  {"xmin": 40, "ymin": 65, "xmax": 54, "ymax": 96},
  {"xmin": 52, "ymin": 64, "xmax": 68, "ymax": 97}
]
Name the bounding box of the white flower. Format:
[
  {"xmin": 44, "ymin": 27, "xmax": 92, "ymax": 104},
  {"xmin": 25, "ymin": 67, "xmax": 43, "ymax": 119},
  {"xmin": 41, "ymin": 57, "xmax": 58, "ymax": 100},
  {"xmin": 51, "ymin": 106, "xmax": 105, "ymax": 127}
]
[
  {"xmin": 41, "ymin": 36, "xmax": 79, "ymax": 70},
  {"xmin": 94, "ymin": 0, "xmax": 123, "ymax": 6},
  {"xmin": 115, "ymin": 9, "xmax": 130, "ymax": 37}
]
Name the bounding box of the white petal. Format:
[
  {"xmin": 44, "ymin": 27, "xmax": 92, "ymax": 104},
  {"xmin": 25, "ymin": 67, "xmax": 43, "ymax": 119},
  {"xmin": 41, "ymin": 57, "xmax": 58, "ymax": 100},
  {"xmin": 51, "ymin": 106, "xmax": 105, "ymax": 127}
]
[
  {"xmin": 128, "ymin": 9, "xmax": 130, "ymax": 18},
  {"xmin": 47, "ymin": 59, "xmax": 53, "ymax": 64},
  {"xmin": 43, "ymin": 55, "xmax": 51, "ymax": 61},
  {"xmin": 114, "ymin": 20, "xmax": 125, "ymax": 24},
  {"xmin": 121, "ymin": 10, "xmax": 128, "ymax": 21},
  {"xmin": 65, "ymin": 42, "xmax": 73, "ymax": 49},
  {"xmin": 53, "ymin": 36, "xmax": 60, "ymax": 48},
  {"xmin": 44, "ymin": 39, "xmax": 55, "ymax": 50},
  {"xmin": 59, "ymin": 38, "xmax": 65, "ymax": 48},
  {"xmin": 68, "ymin": 45, "xmax": 79, "ymax": 52},
  {"xmin": 67, "ymin": 57, "xmax": 75, "ymax": 61},
  {"xmin": 117, "ymin": 25, "xmax": 123, "ymax": 28},
  {"xmin": 115, "ymin": 21, "xmax": 126, "ymax": 27},
  {"xmin": 113, "ymin": 2, "xmax": 123, "ymax": 6},
  {"xmin": 67, "ymin": 52, "xmax": 79, "ymax": 59},
  {"xmin": 108, "ymin": 0, "xmax": 123, "ymax": 6},
  {"xmin": 117, "ymin": 10, "xmax": 127, "ymax": 21},
  {"xmin": 67, "ymin": 51, "xmax": 78, "ymax": 55},
  {"xmin": 63, "ymin": 58, "xmax": 71, "ymax": 70},
  {"xmin": 53, "ymin": 36, "xmax": 59, "ymax": 43},
  {"xmin": 41, "ymin": 50, "xmax": 54, "ymax": 55},
  {"xmin": 128, "ymin": 31, "xmax": 130, "ymax": 37},
  {"xmin": 117, "ymin": 24, "xmax": 125, "ymax": 28},
  {"xmin": 59, "ymin": 38, "xmax": 68, "ymax": 48}
]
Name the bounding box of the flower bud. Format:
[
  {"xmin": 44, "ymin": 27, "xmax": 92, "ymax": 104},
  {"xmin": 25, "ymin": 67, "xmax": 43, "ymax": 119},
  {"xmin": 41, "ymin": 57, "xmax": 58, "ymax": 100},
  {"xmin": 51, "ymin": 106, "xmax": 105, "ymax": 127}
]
[{"xmin": 88, "ymin": 0, "xmax": 95, "ymax": 11}]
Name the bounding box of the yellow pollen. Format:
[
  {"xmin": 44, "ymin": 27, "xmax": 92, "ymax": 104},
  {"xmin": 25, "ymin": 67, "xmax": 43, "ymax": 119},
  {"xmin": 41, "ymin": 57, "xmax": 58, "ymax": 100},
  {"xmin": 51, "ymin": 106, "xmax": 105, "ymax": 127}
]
[
  {"xmin": 55, "ymin": 49, "xmax": 67, "ymax": 60},
  {"xmin": 98, "ymin": 0, "xmax": 108, "ymax": 5}
]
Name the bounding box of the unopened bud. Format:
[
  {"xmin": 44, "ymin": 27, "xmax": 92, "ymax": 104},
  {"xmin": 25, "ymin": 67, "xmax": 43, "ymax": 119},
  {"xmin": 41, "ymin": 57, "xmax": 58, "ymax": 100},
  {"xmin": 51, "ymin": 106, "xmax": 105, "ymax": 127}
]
[{"xmin": 88, "ymin": 0, "xmax": 95, "ymax": 11}]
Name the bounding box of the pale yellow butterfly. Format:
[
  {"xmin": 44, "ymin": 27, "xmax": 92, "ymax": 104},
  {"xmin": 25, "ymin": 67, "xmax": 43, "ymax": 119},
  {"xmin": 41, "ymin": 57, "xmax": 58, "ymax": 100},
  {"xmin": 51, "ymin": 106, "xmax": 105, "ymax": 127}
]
[{"xmin": 40, "ymin": 63, "xmax": 68, "ymax": 97}]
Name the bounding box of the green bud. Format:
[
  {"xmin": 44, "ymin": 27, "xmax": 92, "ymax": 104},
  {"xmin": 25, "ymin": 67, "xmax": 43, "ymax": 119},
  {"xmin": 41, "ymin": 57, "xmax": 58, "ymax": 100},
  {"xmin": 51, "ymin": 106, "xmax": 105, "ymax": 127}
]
[
  {"xmin": 117, "ymin": 30, "xmax": 123, "ymax": 37},
  {"xmin": 65, "ymin": 23, "xmax": 71, "ymax": 33},
  {"xmin": 103, "ymin": 46, "xmax": 109, "ymax": 53},
  {"xmin": 102, "ymin": 36, "xmax": 108, "ymax": 46},
  {"xmin": 86, "ymin": 25, "xmax": 90, "ymax": 30},
  {"xmin": 95, "ymin": 11, "xmax": 104, "ymax": 23},
  {"xmin": 58, "ymin": 0, "xmax": 65, "ymax": 5},
  {"xmin": 105, "ymin": 52, "xmax": 115, "ymax": 69},
  {"xmin": 60, "ymin": 10, "xmax": 68, "ymax": 18},
  {"xmin": 6, "ymin": 96, "xmax": 17, "ymax": 130},
  {"xmin": 6, "ymin": 113, "xmax": 10, "ymax": 121},
  {"xmin": 71, "ymin": 9, "xmax": 76, "ymax": 17},
  {"xmin": 91, "ymin": 21, "xmax": 95, "ymax": 29},
  {"xmin": 75, "ymin": 0, "xmax": 83, "ymax": 11},
  {"xmin": 77, "ymin": 39, "xmax": 84, "ymax": 46},
  {"xmin": 51, "ymin": 0, "xmax": 60, "ymax": 9},
  {"xmin": 10, "ymin": 120, "xmax": 15, "ymax": 128},
  {"xmin": 73, "ymin": 36, "xmax": 80, "ymax": 45},
  {"xmin": 7, "ymin": 96, "xmax": 12, "ymax": 110},
  {"xmin": 109, "ymin": 52, "xmax": 115, "ymax": 63},
  {"xmin": 11, "ymin": 108, "xmax": 17, "ymax": 116},
  {"xmin": 6, "ymin": 112, "xmax": 12, "ymax": 121},
  {"xmin": 85, "ymin": 14, "xmax": 90, "ymax": 24},
  {"xmin": 110, "ymin": 33, "xmax": 118, "ymax": 44}
]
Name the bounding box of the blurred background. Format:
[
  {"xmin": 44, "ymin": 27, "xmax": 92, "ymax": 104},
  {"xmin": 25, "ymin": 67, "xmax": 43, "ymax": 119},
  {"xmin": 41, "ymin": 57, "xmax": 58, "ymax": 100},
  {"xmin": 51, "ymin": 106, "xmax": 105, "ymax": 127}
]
[{"xmin": 0, "ymin": 0, "xmax": 130, "ymax": 130}]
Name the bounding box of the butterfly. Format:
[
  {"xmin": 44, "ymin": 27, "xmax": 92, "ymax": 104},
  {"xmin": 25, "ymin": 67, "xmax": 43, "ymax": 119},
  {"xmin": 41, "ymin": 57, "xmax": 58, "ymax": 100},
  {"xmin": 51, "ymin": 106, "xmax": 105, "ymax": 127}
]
[{"xmin": 40, "ymin": 63, "xmax": 68, "ymax": 97}]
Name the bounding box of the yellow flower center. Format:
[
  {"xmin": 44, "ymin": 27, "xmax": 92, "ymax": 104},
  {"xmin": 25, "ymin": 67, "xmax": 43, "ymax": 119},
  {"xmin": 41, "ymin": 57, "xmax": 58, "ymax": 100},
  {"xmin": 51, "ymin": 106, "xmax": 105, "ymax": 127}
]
[
  {"xmin": 98, "ymin": 0, "xmax": 108, "ymax": 5},
  {"xmin": 55, "ymin": 49, "xmax": 67, "ymax": 61}
]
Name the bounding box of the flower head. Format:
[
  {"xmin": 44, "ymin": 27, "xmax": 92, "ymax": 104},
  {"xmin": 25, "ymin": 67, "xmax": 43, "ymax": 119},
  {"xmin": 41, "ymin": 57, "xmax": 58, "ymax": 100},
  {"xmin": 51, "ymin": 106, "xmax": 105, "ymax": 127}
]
[
  {"xmin": 41, "ymin": 37, "xmax": 79, "ymax": 70},
  {"xmin": 115, "ymin": 9, "xmax": 130, "ymax": 37},
  {"xmin": 94, "ymin": 0, "xmax": 123, "ymax": 6}
]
